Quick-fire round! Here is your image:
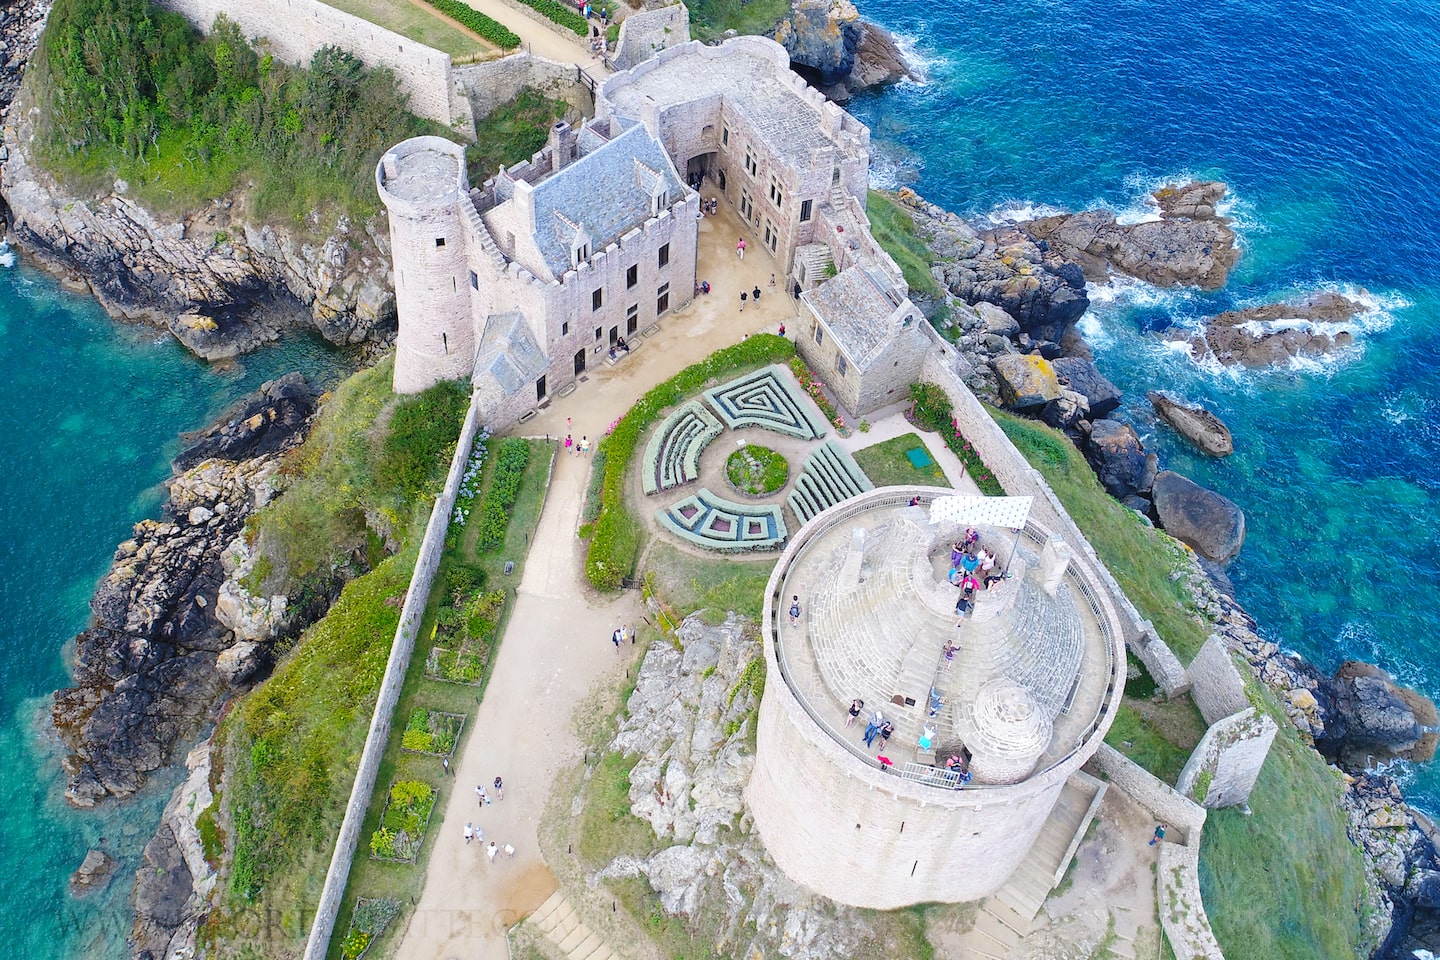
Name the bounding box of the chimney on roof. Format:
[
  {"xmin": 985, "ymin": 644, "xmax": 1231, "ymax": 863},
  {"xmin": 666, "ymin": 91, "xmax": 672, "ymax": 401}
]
[{"xmin": 549, "ymin": 121, "xmax": 577, "ymax": 173}]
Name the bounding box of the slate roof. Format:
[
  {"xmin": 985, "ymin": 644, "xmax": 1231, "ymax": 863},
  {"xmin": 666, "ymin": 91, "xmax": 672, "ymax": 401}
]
[
  {"xmin": 487, "ymin": 120, "xmax": 686, "ymax": 281},
  {"xmin": 472, "ymin": 311, "xmax": 548, "ymax": 396},
  {"xmin": 802, "ymin": 267, "xmax": 907, "ymax": 369}
]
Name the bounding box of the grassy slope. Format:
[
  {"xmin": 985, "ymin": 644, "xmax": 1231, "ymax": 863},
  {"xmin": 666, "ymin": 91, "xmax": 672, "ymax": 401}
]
[
  {"xmin": 685, "ymin": 0, "xmax": 790, "ymax": 42},
  {"xmin": 852, "ymin": 432, "xmax": 952, "ymax": 488},
  {"xmin": 990, "ymin": 409, "xmax": 1375, "ymax": 958},
  {"xmin": 322, "ymin": 0, "xmax": 487, "ymax": 58},
  {"xmin": 466, "ymin": 88, "xmax": 570, "ymax": 186},
  {"xmin": 867, "ymin": 190, "xmax": 948, "ymax": 311}
]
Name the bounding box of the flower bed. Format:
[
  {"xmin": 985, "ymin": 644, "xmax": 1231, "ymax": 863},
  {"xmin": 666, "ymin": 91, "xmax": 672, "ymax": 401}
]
[
  {"xmin": 421, "ymin": 0, "xmax": 521, "ymax": 49},
  {"xmin": 340, "ymin": 897, "xmax": 402, "ymax": 960},
  {"xmin": 400, "ymin": 709, "xmax": 465, "ymax": 757},
  {"xmin": 474, "ymin": 438, "xmax": 529, "ymax": 551},
  {"xmin": 586, "ymin": 335, "xmax": 795, "ymax": 590},
  {"xmin": 725, "ymin": 445, "xmax": 789, "ymax": 496},
  {"xmin": 425, "ymin": 588, "xmax": 505, "ymax": 684},
  {"xmin": 514, "ymin": 0, "xmax": 588, "ymax": 35},
  {"xmin": 908, "ymin": 382, "xmax": 1005, "ymax": 496},
  {"xmin": 369, "ymin": 781, "xmax": 437, "ymax": 862},
  {"xmin": 447, "ymin": 429, "xmax": 491, "ymax": 541},
  {"xmin": 787, "ymin": 356, "xmax": 851, "ymax": 436}
]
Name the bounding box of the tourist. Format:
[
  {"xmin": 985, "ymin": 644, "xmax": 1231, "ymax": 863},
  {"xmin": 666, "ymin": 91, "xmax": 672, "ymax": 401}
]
[
  {"xmin": 961, "ymin": 574, "xmax": 980, "ymax": 595},
  {"xmin": 964, "ymin": 527, "xmax": 979, "ymax": 551},
  {"xmin": 918, "ymin": 724, "xmax": 936, "ymax": 751},
  {"xmin": 928, "ymin": 688, "xmax": 945, "ymax": 717},
  {"xmin": 908, "ymin": 495, "xmax": 920, "ymax": 507},
  {"xmin": 788, "ymin": 595, "xmax": 801, "ymax": 625},
  {"xmin": 752, "ymin": 285, "xmax": 761, "ymax": 302},
  {"xmin": 955, "ymin": 595, "xmax": 972, "ymax": 618},
  {"xmin": 702, "ymin": 280, "xmax": 711, "ymax": 294},
  {"xmin": 737, "ymin": 237, "xmax": 746, "ymax": 259},
  {"xmin": 1149, "ymin": 824, "xmax": 1167, "ymax": 846},
  {"xmin": 863, "ymin": 715, "xmax": 882, "ymax": 748},
  {"xmin": 487, "ymin": 841, "xmax": 499, "ymax": 863},
  {"xmin": 476, "ymin": 785, "xmax": 488, "ymax": 807},
  {"xmin": 740, "ymin": 290, "xmax": 747, "ymax": 312},
  {"xmin": 944, "ymin": 643, "xmax": 959, "ymax": 668},
  {"xmin": 504, "ymin": 843, "xmax": 516, "ymax": 859},
  {"xmin": 769, "ymin": 272, "xmax": 776, "ymax": 287},
  {"xmin": 846, "ymin": 698, "xmax": 864, "ymax": 727},
  {"xmin": 580, "ymin": 436, "xmax": 590, "ymax": 455},
  {"xmin": 608, "ymin": 345, "xmax": 618, "ymax": 360},
  {"xmin": 960, "ymin": 551, "xmax": 980, "ymax": 575},
  {"xmin": 877, "ymin": 755, "xmax": 894, "ymax": 770},
  {"xmin": 493, "ymin": 776, "xmax": 505, "ymax": 800},
  {"xmin": 612, "ymin": 628, "xmax": 623, "ymax": 651},
  {"xmin": 878, "ymin": 720, "xmax": 894, "ymax": 748},
  {"xmin": 778, "ymin": 322, "xmax": 785, "ymax": 337},
  {"xmin": 565, "ymin": 434, "xmax": 574, "ymax": 455},
  {"xmin": 464, "ymin": 822, "xmax": 476, "ymax": 844},
  {"xmin": 950, "ymin": 543, "xmax": 964, "ymax": 567}
]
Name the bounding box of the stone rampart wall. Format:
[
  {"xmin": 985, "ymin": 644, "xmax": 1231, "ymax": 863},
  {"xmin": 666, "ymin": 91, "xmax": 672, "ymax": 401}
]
[
  {"xmin": 154, "ymin": 0, "xmax": 457, "ymax": 126},
  {"xmin": 454, "ymin": 53, "xmax": 591, "ymax": 122},
  {"xmin": 1176, "ymin": 708, "xmax": 1277, "ymax": 809},
  {"xmin": 613, "ymin": 4, "xmax": 690, "ymax": 71},
  {"xmin": 301, "ymin": 396, "xmax": 486, "ymax": 960},
  {"xmin": 1186, "ymin": 634, "xmax": 1252, "ymax": 725}
]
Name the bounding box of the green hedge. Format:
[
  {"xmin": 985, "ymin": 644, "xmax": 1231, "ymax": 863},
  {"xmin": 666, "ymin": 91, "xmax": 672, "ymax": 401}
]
[
  {"xmin": 422, "ymin": 0, "xmax": 521, "ymax": 48},
  {"xmin": 908, "ymin": 382, "xmax": 1005, "ymax": 495},
  {"xmin": 516, "ymin": 0, "xmax": 589, "ymax": 36},
  {"xmin": 586, "ymin": 335, "xmax": 796, "ymax": 590},
  {"xmin": 474, "ymin": 438, "xmax": 530, "ymax": 551}
]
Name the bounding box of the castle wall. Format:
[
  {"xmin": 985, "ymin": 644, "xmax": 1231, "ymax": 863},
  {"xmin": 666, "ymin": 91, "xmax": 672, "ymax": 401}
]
[
  {"xmin": 747, "ymin": 658, "xmax": 1064, "ymax": 907},
  {"xmin": 1176, "ymin": 708, "xmax": 1277, "ymax": 809},
  {"xmin": 154, "ymin": 0, "xmax": 457, "ymax": 126},
  {"xmin": 1185, "ymin": 634, "xmax": 1252, "ymax": 725},
  {"xmin": 454, "ymin": 53, "xmax": 593, "ymax": 125},
  {"xmin": 613, "ymin": 4, "xmax": 691, "ymax": 71}
]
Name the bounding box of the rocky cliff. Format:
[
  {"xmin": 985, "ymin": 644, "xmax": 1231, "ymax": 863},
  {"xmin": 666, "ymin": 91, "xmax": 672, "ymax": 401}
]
[
  {"xmin": 2, "ymin": 86, "xmax": 396, "ymax": 359},
  {"xmin": 771, "ymin": 0, "xmax": 915, "ymax": 102}
]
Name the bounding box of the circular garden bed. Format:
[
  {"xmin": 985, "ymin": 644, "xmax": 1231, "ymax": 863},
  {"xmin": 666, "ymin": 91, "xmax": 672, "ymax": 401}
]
[{"xmin": 725, "ymin": 445, "xmax": 789, "ymax": 496}]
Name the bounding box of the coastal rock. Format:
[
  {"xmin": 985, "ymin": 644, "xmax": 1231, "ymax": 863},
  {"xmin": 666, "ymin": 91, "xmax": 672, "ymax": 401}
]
[
  {"xmin": 1321, "ymin": 663, "xmax": 1439, "ymax": 762},
  {"xmin": 1147, "ymin": 391, "xmax": 1234, "ymax": 457},
  {"xmin": 215, "ymin": 640, "xmax": 267, "ymax": 685},
  {"xmin": 896, "ymin": 190, "xmax": 1090, "ymax": 342},
  {"xmin": 1023, "ymin": 181, "xmax": 1239, "ymax": 289},
  {"xmin": 1039, "ymin": 389, "xmax": 1090, "ymax": 433},
  {"xmin": 173, "ymin": 372, "xmax": 316, "ymax": 472},
  {"xmin": 1150, "ymin": 470, "xmax": 1245, "ymax": 563},
  {"xmin": 1052, "ymin": 356, "xmax": 1122, "ymax": 417},
  {"xmin": 771, "ymin": 0, "xmax": 862, "ymax": 86},
  {"xmin": 0, "ymin": 0, "xmax": 46, "ymax": 125},
  {"xmin": 1082, "ymin": 420, "xmax": 1157, "ymax": 500},
  {"xmin": 132, "ymin": 741, "xmax": 217, "ymax": 960},
  {"xmin": 973, "ymin": 301, "xmax": 1020, "ymax": 338},
  {"xmin": 69, "ymin": 849, "xmax": 118, "ymax": 895},
  {"xmin": 1178, "ymin": 293, "xmax": 1364, "ymax": 368},
  {"xmin": 990, "ymin": 353, "xmax": 1062, "ymax": 411},
  {"xmin": 1, "ymin": 91, "xmax": 396, "ymax": 361}
]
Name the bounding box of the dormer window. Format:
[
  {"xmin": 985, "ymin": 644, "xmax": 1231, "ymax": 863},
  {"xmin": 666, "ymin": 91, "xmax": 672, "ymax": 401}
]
[{"xmin": 573, "ymin": 243, "xmax": 590, "ymax": 267}]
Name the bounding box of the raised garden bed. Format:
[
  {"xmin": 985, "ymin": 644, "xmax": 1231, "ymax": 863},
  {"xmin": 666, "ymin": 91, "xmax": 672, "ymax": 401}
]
[
  {"xmin": 425, "ymin": 586, "xmax": 505, "ymax": 685},
  {"xmin": 340, "ymin": 897, "xmax": 402, "ymax": 960},
  {"xmin": 400, "ymin": 709, "xmax": 466, "ymax": 757},
  {"xmin": 369, "ymin": 781, "xmax": 437, "ymax": 863},
  {"xmin": 725, "ymin": 444, "xmax": 789, "ymax": 496}
]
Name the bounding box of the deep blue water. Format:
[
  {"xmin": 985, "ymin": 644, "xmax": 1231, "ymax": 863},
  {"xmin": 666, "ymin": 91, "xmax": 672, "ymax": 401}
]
[
  {"xmin": 849, "ymin": 0, "xmax": 1440, "ymax": 805},
  {"xmin": 0, "ymin": 260, "xmax": 352, "ymax": 959}
]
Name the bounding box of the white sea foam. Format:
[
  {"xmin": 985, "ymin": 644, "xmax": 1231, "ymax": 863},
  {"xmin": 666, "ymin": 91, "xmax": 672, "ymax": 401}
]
[
  {"xmin": 888, "ymin": 30, "xmax": 935, "ymax": 84},
  {"xmin": 982, "ymin": 201, "xmax": 1067, "ymax": 226}
]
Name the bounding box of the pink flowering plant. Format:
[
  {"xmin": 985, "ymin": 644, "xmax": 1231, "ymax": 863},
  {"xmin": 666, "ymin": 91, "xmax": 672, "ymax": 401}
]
[{"xmin": 788, "ymin": 357, "xmax": 852, "ymax": 436}]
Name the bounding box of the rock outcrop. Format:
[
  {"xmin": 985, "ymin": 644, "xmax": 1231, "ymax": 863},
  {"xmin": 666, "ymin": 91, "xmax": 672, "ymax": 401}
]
[
  {"xmin": 1053, "ymin": 356, "xmax": 1122, "ymax": 417},
  {"xmin": 1024, "ymin": 181, "xmax": 1240, "ymax": 289},
  {"xmin": 1149, "ymin": 470, "xmax": 1245, "ymax": 563},
  {"xmin": 771, "ymin": 0, "xmax": 915, "ymax": 101},
  {"xmin": 69, "ymin": 848, "xmax": 118, "ymax": 895},
  {"xmin": 132, "ymin": 741, "xmax": 218, "ymax": 960},
  {"xmin": 1081, "ymin": 420, "xmax": 1157, "ymax": 502},
  {"xmin": 991, "ymin": 353, "xmax": 1062, "ymax": 411},
  {"xmin": 50, "ymin": 377, "xmax": 315, "ymax": 806},
  {"xmin": 1148, "ymin": 392, "xmax": 1234, "ymax": 457},
  {"xmin": 1178, "ymin": 292, "xmax": 1364, "ymax": 368},
  {"xmin": 0, "ymin": 2, "xmax": 48, "ymax": 127},
  {"xmin": 1, "ymin": 89, "xmax": 396, "ymax": 359}
]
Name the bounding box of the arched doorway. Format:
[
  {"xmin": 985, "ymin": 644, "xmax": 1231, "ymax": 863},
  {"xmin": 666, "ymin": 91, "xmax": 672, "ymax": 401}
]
[{"xmin": 574, "ymin": 349, "xmax": 586, "ymax": 375}]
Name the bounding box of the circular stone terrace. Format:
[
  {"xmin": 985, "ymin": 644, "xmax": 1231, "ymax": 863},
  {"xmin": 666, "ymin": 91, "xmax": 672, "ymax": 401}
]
[{"xmin": 763, "ymin": 487, "xmax": 1125, "ymax": 792}]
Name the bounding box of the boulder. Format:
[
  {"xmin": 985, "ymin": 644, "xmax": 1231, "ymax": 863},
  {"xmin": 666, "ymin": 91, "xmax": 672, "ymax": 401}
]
[
  {"xmin": 1023, "ymin": 181, "xmax": 1240, "ymax": 289},
  {"xmin": 1150, "ymin": 470, "xmax": 1245, "ymax": 562},
  {"xmin": 770, "ymin": 0, "xmax": 862, "ymax": 86},
  {"xmin": 1052, "ymin": 356, "xmax": 1122, "ymax": 417},
  {"xmin": 1179, "ymin": 293, "xmax": 1365, "ymax": 368},
  {"xmin": 1148, "ymin": 391, "xmax": 1234, "ymax": 457},
  {"xmin": 974, "ymin": 301, "xmax": 1020, "ymax": 338},
  {"xmin": 172, "ymin": 372, "xmax": 316, "ymax": 471},
  {"xmin": 69, "ymin": 849, "xmax": 117, "ymax": 895},
  {"xmin": 216, "ymin": 640, "xmax": 267, "ymax": 685},
  {"xmin": 1039, "ymin": 389, "xmax": 1090, "ymax": 433},
  {"xmin": 990, "ymin": 354, "xmax": 1062, "ymax": 411},
  {"xmin": 1082, "ymin": 420, "xmax": 1157, "ymax": 500}
]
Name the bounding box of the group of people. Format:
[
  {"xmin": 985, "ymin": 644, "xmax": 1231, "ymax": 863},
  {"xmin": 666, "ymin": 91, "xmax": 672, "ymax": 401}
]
[
  {"xmin": 464, "ymin": 775, "xmax": 514, "ymax": 863},
  {"xmin": 610, "ymin": 624, "xmax": 635, "ymax": 650},
  {"xmin": 563, "ymin": 433, "xmax": 592, "ymax": 456},
  {"xmin": 606, "ymin": 336, "xmax": 631, "ymax": 360},
  {"xmin": 859, "ymin": 706, "xmax": 895, "ymax": 751},
  {"xmin": 950, "ymin": 528, "xmax": 1002, "ymax": 618},
  {"xmin": 738, "ymin": 284, "xmax": 764, "ymax": 312}
]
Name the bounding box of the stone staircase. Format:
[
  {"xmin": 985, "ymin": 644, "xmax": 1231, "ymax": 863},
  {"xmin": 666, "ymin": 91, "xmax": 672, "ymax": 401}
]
[
  {"xmin": 954, "ymin": 773, "xmax": 1110, "ymax": 959},
  {"xmin": 529, "ymin": 890, "xmax": 622, "ymax": 960}
]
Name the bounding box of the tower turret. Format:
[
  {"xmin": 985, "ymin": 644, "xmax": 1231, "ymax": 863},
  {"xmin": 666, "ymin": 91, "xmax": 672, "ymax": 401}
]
[{"xmin": 376, "ymin": 136, "xmax": 476, "ymax": 394}]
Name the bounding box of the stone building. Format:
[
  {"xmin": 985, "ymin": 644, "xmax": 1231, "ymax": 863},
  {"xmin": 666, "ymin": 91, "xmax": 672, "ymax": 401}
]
[
  {"xmin": 379, "ymin": 34, "xmax": 931, "ymax": 422},
  {"xmin": 748, "ymin": 489, "xmax": 1127, "ymax": 907}
]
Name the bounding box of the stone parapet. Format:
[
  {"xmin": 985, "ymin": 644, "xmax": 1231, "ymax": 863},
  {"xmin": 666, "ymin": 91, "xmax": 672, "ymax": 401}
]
[{"xmin": 1186, "ymin": 634, "xmax": 1251, "ymax": 725}]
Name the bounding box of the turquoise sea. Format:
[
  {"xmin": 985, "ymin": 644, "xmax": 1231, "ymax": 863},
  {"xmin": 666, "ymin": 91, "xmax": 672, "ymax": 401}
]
[
  {"xmin": 0, "ymin": 261, "xmax": 351, "ymax": 958},
  {"xmin": 849, "ymin": 0, "xmax": 1440, "ymax": 805}
]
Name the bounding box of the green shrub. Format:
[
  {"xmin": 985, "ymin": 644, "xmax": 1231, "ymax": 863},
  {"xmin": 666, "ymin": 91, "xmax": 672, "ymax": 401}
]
[
  {"xmin": 586, "ymin": 335, "xmax": 795, "ymax": 590},
  {"xmin": 374, "ymin": 380, "xmax": 471, "ymax": 503},
  {"xmin": 512, "ymin": 0, "xmax": 587, "ymax": 35},
  {"xmin": 420, "ymin": 0, "xmax": 520, "ymax": 48},
  {"xmin": 467, "ymin": 87, "xmax": 568, "ymax": 183},
  {"xmin": 474, "ymin": 438, "xmax": 530, "ymax": 551},
  {"xmin": 400, "ymin": 728, "xmax": 433, "ymax": 752}
]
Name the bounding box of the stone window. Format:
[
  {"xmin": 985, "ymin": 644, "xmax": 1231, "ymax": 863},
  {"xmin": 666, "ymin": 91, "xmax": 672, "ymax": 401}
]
[
  {"xmin": 469, "ymin": 270, "xmax": 478, "ymax": 290},
  {"xmin": 627, "ymin": 264, "xmax": 638, "ymax": 288},
  {"xmin": 763, "ymin": 218, "xmax": 778, "ymax": 254},
  {"xmin": 562, "ymin": 321, "xmax": 570, "ymax": 335},
  {"xmin": 722, "ymin": 125, "xmax": 730, "ymax": 146},
  {"xmin": 658, "ymin": 243, "xmax": 670, "ymax": 268},
  {"xmin": 800, "ymin": 199, "xmax": 813, "ymax": 222},
  {"xmin": 435, "ymin": 237, "xmax": 446, "ymax": 248},
  {"xmin": 768, "ymin": 175, "xmax": 784, "ymax": 209},
  {"xmin": 626, "ymin": 304, "xmax": 638, "ymax": 334},
  {"xmin": 657, "ymin": 282, "xmax": 670, "ymax": 316},
  {"xmin": 593, "ymin": 288, "xmax": 603, "ymax": 311},
  {"xmin": 739, "ymin": 190, "xmax": 753, "ymax": 221},
  {"xmin": 595, "ymin": 326, "xmax": 603, "ymax": 341},
  {"xmin": 744, "ymin": 148, "xmax": 758, "ymax": 178},
  {"xmin": 814, "ymin": 325, "xmax": 824, "ymax": 346},
  {"xmin": 836, "ymin": 354, "xmax": 848, "ymax": 376}
]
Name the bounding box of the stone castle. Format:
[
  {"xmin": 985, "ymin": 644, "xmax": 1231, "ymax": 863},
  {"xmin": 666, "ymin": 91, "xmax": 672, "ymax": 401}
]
[{"xmin": 377, "ymin": 35, "xmax": 930, "ymax": 426}]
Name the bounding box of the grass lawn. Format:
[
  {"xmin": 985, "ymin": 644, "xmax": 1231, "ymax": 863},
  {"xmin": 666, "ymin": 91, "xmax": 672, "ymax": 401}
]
[
  {"xmin": 685, "ymin": 0, "xmax": 790, "ymax": 41},
  {"xmin": 642, "ymin": 541, "xmax": 774, "ymax": 624},
  {"xmin": 326, "ymin": 438, "xmax": 555, "ymax": 960},
  {"xmin": 467, "ymin": 88, "xmax": 571, "ymax": 185},
  {"xmin": 1103, "ymin": 698, "xmax": 1206, "ymax": 785},
  {"xmin": 990, "ymin": 408, "xmax": 1209, "ymax": 663},
  {"xmin": 851, "ymin": 432, "xmax": 952, "ymax": 488},
  {"xmin": 322, "ymin": 0, "xmax": 492, "ymax": 58}
]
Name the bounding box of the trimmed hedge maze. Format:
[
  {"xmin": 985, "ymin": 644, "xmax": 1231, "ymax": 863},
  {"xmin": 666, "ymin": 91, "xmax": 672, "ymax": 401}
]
[
  {"xmin": 643, "ymin": 400, "xmax": 723, "ymax": 495},
  {"xmin": 703, "ymin": 365, "xmax": 830, "ymax": 440},
  {"xmin": 787, "ymin": 441, "xmax": 874, "ymax": 524},
  {"xmin": 657, "ymin": 488, "xmax": 788, "ymax": 552}
]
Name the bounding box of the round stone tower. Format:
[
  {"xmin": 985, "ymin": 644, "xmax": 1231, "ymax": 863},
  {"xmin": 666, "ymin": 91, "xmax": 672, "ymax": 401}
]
[
  {"xmin": 376, "ymin": 136, "xmax": 476, "ymax": 394},
  {"xmin": 745, "ymin": 487, "xmax": 1126, "ymax": 909}
]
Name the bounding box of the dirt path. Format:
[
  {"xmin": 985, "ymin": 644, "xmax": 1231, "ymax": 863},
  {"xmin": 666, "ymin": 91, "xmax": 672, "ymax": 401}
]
[{"xmin": 394, "ymin": 194, "xmax": 789, "ymax": 960}]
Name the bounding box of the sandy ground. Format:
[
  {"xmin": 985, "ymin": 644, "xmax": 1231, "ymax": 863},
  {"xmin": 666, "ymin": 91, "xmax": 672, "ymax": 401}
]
[{"xmin": 394, "ymin": 197, "xmax": 793, "ymax": 960}]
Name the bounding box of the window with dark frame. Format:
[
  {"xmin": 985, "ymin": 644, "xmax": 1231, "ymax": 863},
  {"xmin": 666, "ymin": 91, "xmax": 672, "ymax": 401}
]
[
  {"xmin": 593, "ymin": 288, "xmax": 603, "ymax": 311},
  {"xmin": 658, "ymin": 243, "xmax": 670, "ymax": 268},
  {"xmin": 626, "ymin": 264, "xmax": 638, "ymax": 288}
]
